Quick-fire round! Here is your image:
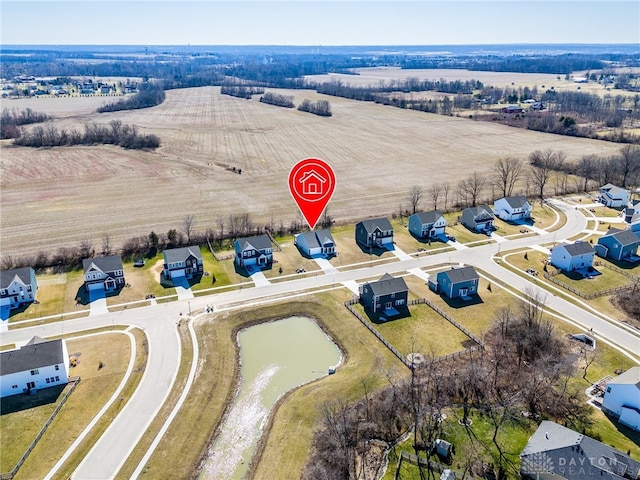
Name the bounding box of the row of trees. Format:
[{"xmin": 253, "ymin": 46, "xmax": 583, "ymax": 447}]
[
  {"xmin": 303, "ymin": 290, "xmax": 592, "ymax": 479},
  {"xmin": 12, "ymin": 120, "xmax": 160, "ymax": 150},
  {"xmin": 259, "ymin": 92, "xmax": 295, "ymax": 108},
  {"xmin": 298, "ymin": 99, "xmax": 332, "ymax": 117},
  {"xmin": 220, "ymin": 85, "xmax": 265, "ymax": 99},
  {"xmin": 96, "ymin": 82, "xmax": 165, "ymax": 113},
  {"xmin": 0, "ymin": 107, "xmax": 51, "ymax": 139}
]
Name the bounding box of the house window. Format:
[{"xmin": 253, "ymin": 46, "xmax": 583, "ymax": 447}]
[
  {"xmin": 12, "ymin": 385, "xmax": 17, "ymax": 389},
  {"xmin": 30, "ymin": 369, "xmax": 39, "ymax": 375},
  {"xmin": 46, "ymin": 378, "xmax": 51, "ymax": 383},
  {"xmin": 0, "ymin": 289, "xmax": 4, "ymax": 295},
  {"xmin": 55, "ymin": 365, "xmax": 60, "ymax": 371},
  {"xmin": 55, "ymin": 376, "xmax": 60, "ymax": 381},
  {"xmin": 606, "ymin": 387, "xmax": 611, "ymax": 393},
  {"xmin": 396, "ymin": 299, "xmax": 405, "ymax": 306}
]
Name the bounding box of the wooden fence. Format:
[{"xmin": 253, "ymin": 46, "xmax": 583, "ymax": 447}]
[
  {"xmin": 543, "ymin": 271, "xmax": 636, "ymax": 299},
  {"xmin": 0, "ymin": 376, "xmax": 81, "ymax": 480},
  {"xmin": 264, "ymin": 229, "xmax": 283, "ymax": 252},
  {"xmin": 206, "ymin": 237, "xmax": 234, "ymax": 261}
]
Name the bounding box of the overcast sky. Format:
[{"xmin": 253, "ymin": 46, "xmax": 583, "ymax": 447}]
[{"xmin": 2, "ymin": 1, "xmax": 639, "ymax": 45}]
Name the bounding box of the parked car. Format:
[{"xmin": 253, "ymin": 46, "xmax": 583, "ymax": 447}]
[{"xmin": 133, "ymin": 258, "xmax": 145, "ymax": 267}]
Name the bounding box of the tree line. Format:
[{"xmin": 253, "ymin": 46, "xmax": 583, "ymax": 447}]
[
  {"xmin": 96, "ymin": 82, "xmax": 166, "ymax": 112},
  {"xmin": 298, "ymin": 99, "xmax": 332, "ymax": 116},
  {"xmin": 221, "ymin": 85, "xmax": 265, "ymax": 99},
  {"xmin": 303, "ymin": 290, "xmax": 593, "ymax": 480},
  {"xmin": 259, "ymin": 92, "xmax": 295, "ymax": 108},
  {"xmin": 1, "ymin": 107, "xmax": 51, "ymax": 139},
  {"xmin": 12, "ymin": 120, "xmax": 161, "ymax": 149}
]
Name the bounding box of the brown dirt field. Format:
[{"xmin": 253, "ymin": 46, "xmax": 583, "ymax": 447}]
[{"xmin": 0, "ymin": 85, "xmax": 623, "ymax": 258}]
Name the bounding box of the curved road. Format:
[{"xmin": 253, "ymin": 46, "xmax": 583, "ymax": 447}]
[{"xmin": 2, "ymin": 198, "xmax": 639, "ymax": 479}]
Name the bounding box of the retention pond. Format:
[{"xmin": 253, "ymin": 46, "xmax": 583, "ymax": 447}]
[{"xmin": 199, "ymin": 315, "xmax": 342, "ymax": 480}]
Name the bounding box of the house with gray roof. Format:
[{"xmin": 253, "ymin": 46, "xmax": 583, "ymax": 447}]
[
  {"xmin": 429, "ymin": 266, "xmax": 479, "ymax": 299},
  {"xmin": 520, "ymin": 420, "xmax": 640, "ymax": 479},
  {"xmin": 408, "ymin": 211, "xmax": 446, "ymax": 240},
  {"xmin": 550, "ymin": 242, "xmax": 595, "ymax": 272},
  {"xmin": 460, "ymin": 205, "xmax": 495, "ymax": 232},
  {"xmin": 599, "ymin": 184, "xmax": 630, "ymax": 208},
  {"xmin": 493, "ymin": 195, "xmax": 532, "ymax": 222},
  {"xmin": 0, "ymin": 336, "xmax": 70, "ymax": 398},
  {"xmin": 596, "ymin": 228, "xmax": 640, "ymax": 262},
  {"xmin": 82, "ymin": 255, "xmax": 125, "ymax": 292},
  {"xmin": 294, "ymin": 229, "xmax": 336, "ymax": 258},
  {"xmin": 359, "ymin": 273, "xmax": 408, "ymax": 315},
  {"xmin": 623, "ymin": 199, "xmax": 640, "ymax": 224},
  {"xmin": 0, "ymin": 267, "xmax": 38, "ymax": 311},
  {"xmin": 234, "ymin": 235, "xmax": 273, "ymax": 269},
  {"xmin": 602, "ymin": 366, "xmax": 640, "ymax": 432},
  {"xmin": 355, "ymin": 217, "xmax": 394, "ymax": 249},
  {"xmin": 162, "ymin": 245, "xmax": 203, "ymax": 280}
]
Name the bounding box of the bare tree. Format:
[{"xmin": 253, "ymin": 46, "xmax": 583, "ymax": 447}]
[
  {"xmin": 216, "ymin": 216, "xmax": 225, "ymax": 242},
  {"xmin": 429, "ymin": 185, "xmax": 441, "ymax": 210},
  {"xmin": 578, "ymin": 154, "xmax": 597, "ymax": 192},
  {"xmin": 407, "ymin": 185, "xmax": 424, "ymax": 214},
  {"xmin": 529, "ymin": 149, "xmax": 558, "ymax": 200},
  {"xmin": 442, "ymin": 182, "xmax": 451, "ymax": 211},
  {"xmin": 615, "ymin": 144, "xmax": 640, "ymax": 188},
  {"xmin": 493, "ymin": 157, "xmax": 523, "ymax": 198},
  {"xmin": 183, "ymin": 214, "xmax": 196, "ymax": 244},
  {"xmin": 101, "ymin": 234, "xmax": 112, "ymax": 256},
  {"xmin": 458, "ymin": 172, "xmax": 487, "ymax": 207}
]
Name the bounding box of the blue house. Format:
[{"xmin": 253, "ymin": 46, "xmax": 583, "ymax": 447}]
[
  {"xmin": 355, "ymin": 218, "xmax": 394, "ymax": 249},
  {"xmin": 408, "ymin": 211, "xmax": 446, "ymax": 240},
  {"xmin": 430, "ymin": 266, "xmax": 479, "ymax": 299},
  {"xmin": 234, "ymin": 235, "xmax": 273, "ymax": 269},
  {"xmin": 294, "ymin": 229, "xmax": 336, "ymax": 258},
  {"xmin": 596, "ymin": 228, "xmax": 640, "ymax": 261},
  {"xmin": 359, "ymin": 273, "xmax": 408, "ymax": 315}
]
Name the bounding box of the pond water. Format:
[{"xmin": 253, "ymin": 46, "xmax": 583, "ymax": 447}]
[{"xmin": 199, "ymin": 315, "xmax": 342, "ymax": 480}]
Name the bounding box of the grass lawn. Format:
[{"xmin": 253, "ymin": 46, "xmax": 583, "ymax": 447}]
[
  {"xmin": 1, "ymin": 328, "xmax": 146, "ymax": 479},
  {"xmin": 531, "ymin": 202, "xmax": 564, "ymax": 231}
]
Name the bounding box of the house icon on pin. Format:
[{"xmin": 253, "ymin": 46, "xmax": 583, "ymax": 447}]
[{"xmin": 299, "ymin": 169, "xmax": 327, "ymax": 195}]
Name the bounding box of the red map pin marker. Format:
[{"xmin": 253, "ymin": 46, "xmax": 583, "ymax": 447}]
[{"xmin": 289, "ymin": 158, "xmax": 336, "ymax": 230}]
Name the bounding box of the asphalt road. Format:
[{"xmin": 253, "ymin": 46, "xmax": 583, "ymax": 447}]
[{"xmin": 2, "ymin": 198, "xmax": 639, "ymax": 479}]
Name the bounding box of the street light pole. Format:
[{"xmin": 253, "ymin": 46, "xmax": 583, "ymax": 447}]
[{"xmin": 188, "ymin": 301, "xmax": 191, "ymax": 316}]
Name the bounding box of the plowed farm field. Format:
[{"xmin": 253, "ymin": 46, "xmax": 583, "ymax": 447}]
[{"xmin": 0, "ymin": 86, "xmax": 622, "ymax": 257}]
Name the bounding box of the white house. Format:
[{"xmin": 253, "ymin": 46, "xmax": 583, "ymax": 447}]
[
  {"xmin": 0, "ymin": 267, "xmax": 38, "ymax": 311},
  {"xmin": 602, "ymin": 366, "xmax": 640, "ymax": 432},
  {"xmin": 294, "ymin": 229, "xmax": 336, "ymax": 257},
  {"xmin": 550, "ymin": 241, "xmax": 595, "ymax": 271},
  {"xmin": 599, "ymin": 184, "xmax": 630, "ymax": 208},
  {"xmin": 493, "ymin": 196, "xmax": 532, "ymax": 221},
  {"xmin": 0, "ymin": 336, "xmax": 70, "ymax": 398}
]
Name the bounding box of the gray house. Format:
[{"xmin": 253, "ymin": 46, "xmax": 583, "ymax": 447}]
[
  {"xmin": 460, "ymin": 205, "xmax": 495, "ymax": 232},
  {"xmin": 596, "ymin": 228, "xmax": 640, "ymax": 261},
  {"xmin": 0, "ymin": 267, "xmax": 38, "ymax": 311},
  {"xmin": 520, "ymin": 420, "xmax": 640, "ymax": 480},
  {"xmin": 234, "ymin": 235, "xmax": 273, "ymax": 269},
  {"xmin": 359, "ymin": 273, "xmax": 408, "ymax": 315},
  {"xmin": 355, "ymin": 217, "xmax": 394, "ymax": 249},
  {"xmin": 408, "ymin": 211, "xmax": 446, "ymax": 240},
  {"xmin": 82, "ymin": 255, "xmax": 125, "ymax": 292},
  {"xmin": 295, "ymin": 229, "xmax": 336, "ymax": 258},
  {"xmin": 162, "ymin": 245, "xmax": 204, "ymax": 280},
  {"xmin": 429, "ymin": 266, "xmax": 479, "ymax": 299},
  {"xmin": 550, "ymin": 242, "xmax": 595, "ymax": 272}
]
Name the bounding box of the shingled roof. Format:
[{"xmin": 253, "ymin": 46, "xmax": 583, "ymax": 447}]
[
  {"xmin": 0, "ymin": 267, "xmax": 33, "ymax": 289},
  {"xmin": 366, "ymin": 273, "xmax": 408, "ymax": 296},
  {"xmin": 1, "ymin": 337, "xmax": 66, "ymax": 376}
]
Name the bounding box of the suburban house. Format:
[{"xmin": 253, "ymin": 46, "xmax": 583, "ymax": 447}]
[
  {"xmin": 598, "ymin": 184, "xmax": 631, "ymax": 208},
  {"xmin": 624, "ymin": 199, "xmax": 640, "ymax": 224},
  {"xmin": 520, "ymin": 420, "xmax": 640, "ymax": 480},
  {"xmin": 355, "ymin": 217, "xmax": 394, "ymax": 249},
  {"xmin": 0, "ymin": 336, "xmax": 70, "ymax": 398},
  {"xmin": 596, "ymin": 228, "xmax": 640, "ymax": 261},
  {"xmin": 82, "ymin": 255, "xmax": 126, "ymax": 292},
  {"xmin": 234, "ymin": 234, "xmax": 273, "ymax": 269},
  {"xmin": 493, "ymin": 196, "xmax": 532, "ymax": 222},
  {"xmin": 429, "ymin": 266, "xmax": 480, "ymax": 299},
  {"xmin": 162, "ymin": 245, "xmax": 204, "ymax": 280},
  {"xmin": 602, "ymin": 366, "xmax": 640, "ymax": 432},
  {"xmin": 460, "ymin": 205, "xmax": 495, "ymax": 232},
  {"xmin": 408, "ymin": 211, "xmax": 447, "ymax": 240},
  {"xmin": 359, "ymin": 273, "xmax": 408, "ymax": 315},
  {"xmin": 549, "ymin": 242, "xmax": 595, "ymax": 272},
  {"xmin": 0, "ymin": 267, "xmax": 38, "ymax": 311},
  {"xmin": 294, "ymin": 229, "xmax": 336, "ymax": 258}
]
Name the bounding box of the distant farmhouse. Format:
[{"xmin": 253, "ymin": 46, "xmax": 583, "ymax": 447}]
[
  {"xmin": 294, "ymin": 229, "xmax": 336, "ymax": 258},
  {"xmin": 599, "ymin": 184, "xmax": 630, "ymax": 208},
  {"xmin": 596, "ymin": 228, "xmax": 640, "ymax": 262},
  {"xmin": 1, "ymin": 267, "xmax": 38, "ymax": 312},
  {"xmin": 460, "ymin": 205, "xmax": 495, "ymax": 232},
  {"xmin": 550, "ymin": 242, "xmax": 595, "ymax": 272},
  {"xmin": 359, "ymin": 273, "xmax": 408, "ymax": 316},
  {"xmin": 408, "ymin": 211, "xmax": 446, "ymax": 240},
  {"xmin": 82, "ymin": 255, "xmax": 126, "ymax": 292},
  {"xmin": 355, "ymin": 217, "xmax": 394, "ymax": 249},
  {"xmin": 493, "ymin": 196, "xmax": 531, "ymax": 222},
  {"xmin": 162, "ymin": 245, "xmax": 204, "ymax": 280},
  {"xmin": 520, "ymin": 420, "xmax": 640, "ymax": 480},
  {"xmin": 0, "ymin": 337, "xmax": 70, "ymax": 398},
  {"xmin": 234, "ymin": 235, "xmax": 273, "ymax": 269},
  {"xmin": 602, "ymin": 366, "xmax": 640, "ymax": 432},
  {"xmin": 429, "ymin": 266, "xmax": 479, "ymax": 299}
]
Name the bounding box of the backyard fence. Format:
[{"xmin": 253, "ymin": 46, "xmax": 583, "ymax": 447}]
[{"xmin": 0, "ymin": 376, "xmax": 81, "ymax": 480}]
